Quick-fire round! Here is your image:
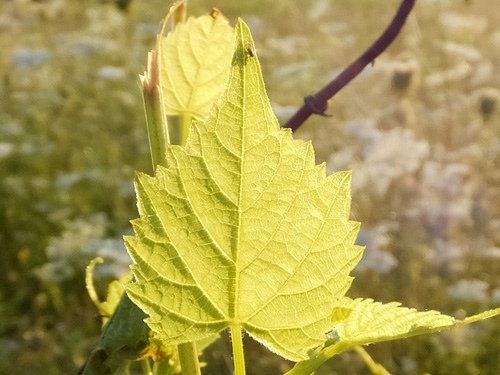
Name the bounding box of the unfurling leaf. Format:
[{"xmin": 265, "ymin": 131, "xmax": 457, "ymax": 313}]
[
  {"xmin": 159, "ymin": 10, "xmax": 234, "ymax": 119},
  {"xmin": 331, "ymin": 297, "xmax": 456, "ymax": 345},
  {"xmin": 286, "ymin": 299, "xmax": 500, "ymax": 375},
  {"xmin": 125, "ymin": 19, "xmax": 363, "ymax": 362}
]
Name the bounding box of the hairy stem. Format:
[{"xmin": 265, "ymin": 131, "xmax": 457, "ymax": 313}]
[
  {"xmin": 230, "ymin": 325, "xmax": 246, "ymax": 375},
  {"xmin": 180, "ymin": 113, "xmax": 193, "ymax": 145},
  {"xmin": 284, "ymin": 342, "xmax": 351, "ymax": 375},
  {"xmin": 283, "ymin": 0, "xmax": 416, "ymax": 131},
  {"xmin": 178, "ymin": 342, "xmax": 201, "ymax": 375},
  {"xmin": 353, "ymin": 346, "xmax": 391, "ymax": 375},
  {"xmin": 141, "ymin": 359, "xmax": 153, "ymax": 375},
  {"xmin": 84, "ymin": 257, "xmax": 104, "ymax": 310},
  {"xmin": 141, "ymin": 50, "xmax": 169, "ymax": 170}
]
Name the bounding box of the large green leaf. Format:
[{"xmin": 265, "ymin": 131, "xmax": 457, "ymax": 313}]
[{"xmin": 125, "ymin": 19, "xmax": 363, "ymax": 362}]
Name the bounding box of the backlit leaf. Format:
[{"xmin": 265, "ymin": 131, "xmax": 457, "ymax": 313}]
[
  {"xmin": 332, "ymin": 298, "xmax": 456, "ymax": 345},
  {"xmin": 286, "ymin": 299, "xmax": 500, "ymax": 375},
  {"xmin": 159, "ymin": 10, "xmax": 234, "ymax": 119},
  {"xmin": 125, "ymin": 19, "xmax": 363, "ymax": 362}
]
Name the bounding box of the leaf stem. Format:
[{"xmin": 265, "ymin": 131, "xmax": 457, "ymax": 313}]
[
  {"xmin": 230, "ymin": 325, "xmax": 246, "ymax": 375},
  {"xmin": 178, "ymin": 342, "xmax": 201, "ymax": 375},
  {"xmin": 84, "ymin": 257, "xmax": 104, "ymax": 310},
  {"xmin": 180, "ymin": 113, "xmax": 192, "ymax": 145},
  {"xmin": 284, "ymin": 342, "xmax": 351, "ymax": 375},
  {"xmin": 141, "ymin": 50, "xmax": 169, "ymax": 170},
  {"xmin": 141, "ymin": 359, "xmax": 153, "ymax": 375},
  {"xmin": 353, "ymin": 346, "xmax": 390, "ymax": 375}
]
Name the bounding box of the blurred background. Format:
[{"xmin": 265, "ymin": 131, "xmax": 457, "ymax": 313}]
[{"xmin": 0, "ymin": 0, "xmax": 498, "ymax": 374}]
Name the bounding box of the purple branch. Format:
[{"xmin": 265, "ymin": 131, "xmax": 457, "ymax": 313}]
[{"xmin": 283, "ymin": 0, "xmax": 416, "ymax": 131}]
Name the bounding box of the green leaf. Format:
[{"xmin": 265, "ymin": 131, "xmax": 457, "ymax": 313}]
[
  {"xmin": 286, "ymin": 299, "xmax": 500, "ymax": 375},
  {"xmin": 332, "ymin": 298, "xmax": 457, "ymax": 345},
  {"xmin": 98, "ymin": 274, "xmax": 132, "ymax": 322},
  {"xmin": 85, "ymin": 257, "xmax": 132, "ymax": 326},
  {"xmin": 159, "ymin": 10, "xmax": 234, "ymax": 120},
  {"xmin": 125, "ymin": 19, "xmax": 363, "ymax": 362},
  {"xmin": 82, "ymin": 295, "xmax": 150, "ymax": 375},
  {"xmin": 82, "ymin": 293, "xmax": 218, "ymax": 375}
]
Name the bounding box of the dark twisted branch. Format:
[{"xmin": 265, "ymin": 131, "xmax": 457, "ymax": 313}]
[{"xmin": 283, "ymin": 0, "xmax": 416, "ymax": 131}]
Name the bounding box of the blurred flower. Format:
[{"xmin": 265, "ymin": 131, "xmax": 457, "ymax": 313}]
[
  {"xmin": 0, "ymin": 121, "xmax": 23, "ymax": 138},
  {"xmin": 425, "ymin": 239, "xmax": 464, "ymax": 268},
  {"xmin": 448, "ymin": 279, "xmax": 489, "ymax": 301},
  {"xmin": 271, "ymin": 102, "xmax": 297, "ymax": 124},
  {"xmin": 10, "ymin": 48, "xmax": 51, "ymax": 68},
  {"xmin": 399, "ymin": 356, "xmax": 417, "ymax": 374},
  {"xmin": 55, "ymin": 169, "xmax": 104, "ymax": 190},
  {"xmin": 307, "ymin": 0, "xmax": 330, "ymax": 21},
  {"xmin": 271, "ymin": 61, "xmax": 316, "ymax": 83},
  {"xmin": 136, "ymin": 22, "xmax": 160, "ymax": 37},
  {"xmin": 425, "ymin": 61, "xmax": 472, "ymax": 87},
  {"xmin": 36, "ymin": 213, "xmax": 131, "ymax": 283},
  {"xmin": 492, "ymin": 289, "xmax": 500, "ymax": 304},
  {"xmin": 479, "ymin": 246, "xmax": 500, "ymax": 259},
  {"xmin": 83, "ymin": 239, "xmax": 130, "ymax": 279},
  {"xmin": 440, "ymin": 42, "xmax": 482, "ymax": 62},
  {"xmin": 96, "ymin": 66, "xmax": 126, "ymax": 81},
  {"xmin": 355, "ymin": 224, "xmax": 398, "ymax": 274},
  {"xmin": 62, "ymin": 36, "xmax": 117, "ymax": 57},
  {"xmin": 332, "ymin": 119, "xmax": 429, "ymax": 195},
  {"xmin": 470, "ymin": 61, "xmax": 495, "ymax": 87},
  {"xmin": 440, "ymin": 13, "xmax": 488, "ymax": 43},
  {"xmin": 0, "ymin": 143, "xmax": 14, "ymax": 158},
  {"xmin": 418, "ymin": 161, "xmax": 473, "ymax": 237}
]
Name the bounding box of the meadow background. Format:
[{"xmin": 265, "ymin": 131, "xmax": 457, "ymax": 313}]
[{"xmin": 0, "ymin": 0, "xmax": 499, "ymax": 374}]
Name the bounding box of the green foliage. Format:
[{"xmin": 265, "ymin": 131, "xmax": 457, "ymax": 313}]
[
  {"xmin": 2, "ymin": 1, "xmax": 499, "ymax": 374},
  {"xmin": 159, "ymin": 11, "xmax": 234, "ymax": 120},
  {"xmin": 126, "ymin": 19, "xmax": 363, "ymax": 362},
  {"xmin": 158, "ymin": 9, "xmax": 234, "ymax": 145},
  {"xmin": 288, "ymin": 299, "xmax": 500, "ymax": 374},
  {"xmin": 124, "ymin": 12, "xmax": 499, "ymax": 374},
  {"xmin": 82, "ymin": 295, "xmax": 150, "ymax": 375}
]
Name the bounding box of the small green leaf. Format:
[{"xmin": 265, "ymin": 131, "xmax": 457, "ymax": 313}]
[
  {"xmin": 85, "ymin": 257, "xmax": 132, "ymax": 325},
  {"xmin": 98, "ymin": 274, "xmax": 133, "ymax": 322},
  {"xmin": 286, "ymin": 299, "xmax": 500, "ymax": 375},
  {"xmin": 331, "ymin": 298, "xmax": 456, "ymax": 345},
  {"xmin": 125, "ymin": 19, "xmax": 363, "ymax": 362},
  {"xmin": 159, "ymin": 10, "xmax": 234, "ymax": 119},
  {"xmin": 463, "ymin": 307, "xmax": 500, "ymax": 324},
  {"xmin": 82, "ymin": 295, "xmax": 150, "ymax": 375}
]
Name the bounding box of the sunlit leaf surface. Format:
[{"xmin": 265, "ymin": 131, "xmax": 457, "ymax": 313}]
[
  {"xmin": 332, "ymin": 298, "xmax": 457, "ymax": 345},
  {"xmin": 125, "ymin": 19, "xmax": 363, "ymax": 361},
  {"xmin": 159, "ymin": 10, "xmax": 234, "ymax": 119},
  {"xmin": 287, "ymin": 300, "xmax": 500, "ymax": 375}
]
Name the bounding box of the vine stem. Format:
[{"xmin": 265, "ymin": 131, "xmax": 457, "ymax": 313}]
[
  {"xmin": 283, "ymin": 0, "xmax": 416, "ymax": 131},
  {"xmin": 180, "ymin": 113, "xmax": 193, "ymax": 145},
  {"xmin": 284, "ymin": 342, "xmax": 351, "ymax": 375},
  {"xmin": 144, "ymin": 3, "xmax": 202, "ymax": 375},
  {"xmin": 230, "ymin": 325, "xmax": 247, "ymax": 375},
  {"xmin": 353, "ymin": 346, "xmax": 390, "ymax": 375},
  {"xmin": 178, "ymin": 342, "xmax": 201, "ymax": 375},
  {"xmin": 140, "ymin": 359, "xmax": 153, "ymax": 375},
  {"xmin": 141, "ymin": 49, "xmax": 169, "ymax": 169}
]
